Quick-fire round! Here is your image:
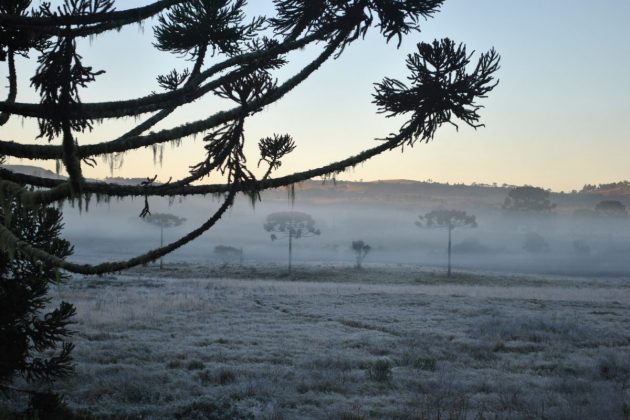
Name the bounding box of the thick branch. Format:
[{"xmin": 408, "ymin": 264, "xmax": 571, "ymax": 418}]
[
  {"xmin": 0, "ymin": 49, "xmax": 17, "ymax": 126},
  {"xmin": 0, "ymin": 31, "xmax": 343, "ymax": 161},
  {"xmin": 0, "ymin": 190, "xmax": 235, "ymax": 275},
  {"xmin": 0, "ymin": 32, "xmax": 322, "ymax": 120},
  {"xmin": 116, "ymin": 43, "xmax": 208, "ymax": 140},
  {"xmin": 0, "ymin": 0, "xmax": 185, "ymax": 29},
  {"xmin": 0, "ymin": 128, "xmax": 408, "ymax": 205}
]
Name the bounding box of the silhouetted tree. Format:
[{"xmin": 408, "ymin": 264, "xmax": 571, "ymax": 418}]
[
  {"xmin": 0, "ymin": 191, "xmax": 75, "ymax": 407},
  {"xmin": 0, "ymin": 1, "xmax": 499, "ymax": 275},
  {"xmin": 351, "ymin": 240, "xmax": 371, "ymax": 269},
  {"xmin": 265, "ymin": 211, "xmax": 320, "ymax": 274},
  {"xmin": 143, "ymin": 213, "xmax": 186, "ymax": 269},
  {"xmin": 595, "ymin": 200, "xmax": 627, "ymax": 218},
  {"xmin": 416, "ymin": 209, "xmax": 477, "ymax": 277},
  {"xmin": 503, "ymin": 186, "xmax": 555, "ymax": 214}
]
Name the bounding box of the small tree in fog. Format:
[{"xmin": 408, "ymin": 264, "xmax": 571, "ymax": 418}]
[
  {"xmin": 143, "ymin": 213, "xmax": 186, "ymax": 269},
  {"xmin": 264, "ymin": 212, "xmax": 320, "ymax": 274},
  {"xmin": 503, "ymin": 186, "xmax": 555, "ymax": 213},
  {"xmin": 595, "ymin": 200, "xmax": 628, "ymax": 218},
  {"xmin": 214, "ymin": 245, "xmax": 243, "ymax": 266},
  {"xmin": 351, "ymin": 240, "xmax": 371, "ymax": 270},
  {"xmin": 416, "ymin": 210, "xmax": 477, "ymax": 277}
]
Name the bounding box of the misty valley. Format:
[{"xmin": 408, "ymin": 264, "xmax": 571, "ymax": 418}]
[
  {"xmin": 19, "ymin": 179, "xmax": 630, "ymax": 418},
  {"xmin": 1, "ymin": 0, "xmax": 629, "ymax": 418}
]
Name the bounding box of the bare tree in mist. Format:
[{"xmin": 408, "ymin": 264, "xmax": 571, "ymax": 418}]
[
  {"xmin": 416, "ymin": 210, "xmax": 477, "ymax": 277},
  {"xmin": 143, "ymin": 213, "xmax": 186, "ymax": 269},
  {"xmin": 265, "ymin": 211, "xmax": 320, "ymax": 274},
  {"xmin": 0, "ymin": 1, "xmax": 500, "ymax": 275},
  {"xmin": 351, "ymin": 240, "xmax": 371, "ymax": 270},
  {"xmin": 503, "ymin": 186, "xmax": 555, "ymax": 214}
]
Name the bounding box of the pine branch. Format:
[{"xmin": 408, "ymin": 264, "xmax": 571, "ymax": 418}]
[
  {"xmin": 0, "ymin": 190, "xmax": 236, "ymax": 275},
  {"xmin": 0, "ymin": 30, "xmax": 344, "ymax": 161},
  {"xmin": 0, "ymin": 127, "xmax": 410, "ymax": 208},
  {"xmin": 0, "ymin": 31, "xmax": 322, "ymax": 120},
  {"xmin": 0, "ymin": 0, "xmax": 185, "ymax": 37}
]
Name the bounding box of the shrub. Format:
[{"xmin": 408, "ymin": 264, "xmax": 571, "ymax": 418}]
[{"xmin": 366, "ymin": 359, "xmax": 392, "ymax": 383}]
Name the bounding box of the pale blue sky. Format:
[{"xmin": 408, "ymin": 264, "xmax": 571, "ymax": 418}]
[{"xmin": 3, "ymin": 0, "xmax": 630, "ymax": 191}]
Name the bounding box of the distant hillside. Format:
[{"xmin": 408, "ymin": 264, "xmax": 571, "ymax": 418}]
[
  {"xmin": 3, "ymin": 164, "xmax": 628, "ymax": 212},
  {"xmin": 1, "ymin": 165, "xmax": 156, "ymax": 186},
  {"xmin": 1, "ymin": 164, "xmax": 66, "ymax": 180},
  {"xmin": 581, "ymin": 181, "xmax": 630, "ymax": 196}
]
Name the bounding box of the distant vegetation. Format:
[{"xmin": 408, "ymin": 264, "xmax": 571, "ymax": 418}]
[
  {"xmin": 143, "ymin": 213, "xmax": 186, "ymax": 269},
  {"xmin": 416, "ymin": 209, "xmax": 477, "ymax": 277},
  {"xmin": 351, "ymin": 240, "xmax": 371, "ymax": 270},
  {"xmin": 582, "ymin": 181, "xmax": 630, "ymax": 195},
  {"xmin": 503, "ymin": 186, "xmax": 555, "ymax": 213},
  {"xmin": 265, "ymin": 212, "xmax": 320, "ymax": 274},
  {"xmin": 214, "ymin": 245, "xmax": 243, "ymax": 266}
]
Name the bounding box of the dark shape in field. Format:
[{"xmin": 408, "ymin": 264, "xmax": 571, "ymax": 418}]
[{"xmin": 351, "ymin": 240, "xmax": 371, "ymax": 269}]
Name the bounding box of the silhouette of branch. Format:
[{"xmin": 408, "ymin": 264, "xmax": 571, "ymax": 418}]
[
  {"xmin": 0, "ymin": 49, "xmax": 16, "ymax": 126},
  {"xmin": 0, "ymin": 31, "xmax": 322, "ymax": 120},
  {"xmin": 0, "ymin": 190, "xmax": 236, "ymax": 275},
  {"xmin": 0, "ymin": 30, "xmax": 345, "ymax": 162},
  {"xmin": 0, "ymin": 0, "xmax": 185, "ymax": 38}
]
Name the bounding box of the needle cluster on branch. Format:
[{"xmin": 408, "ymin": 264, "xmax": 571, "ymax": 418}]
[{"xmin": 0, "ymin": 0, "xmax": 500, "ymax": 275}]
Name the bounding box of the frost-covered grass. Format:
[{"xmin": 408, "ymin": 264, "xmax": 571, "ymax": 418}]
[{"xmin": 31, "ymin": 264, "xmax": 630, "ymax": 418}]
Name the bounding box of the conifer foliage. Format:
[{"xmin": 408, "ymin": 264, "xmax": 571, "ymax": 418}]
[
  {"xmin": 0, "ymin": 0, "xmax": 500, "ymax": 275},
  {"xmin": 0, "ymin": 191, "xmax": 75, "ymax": 390}
]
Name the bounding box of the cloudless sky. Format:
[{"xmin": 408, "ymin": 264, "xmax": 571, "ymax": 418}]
[{"xmin": 2, "ymin": 0, "xmax": 629, "ymax": 192}]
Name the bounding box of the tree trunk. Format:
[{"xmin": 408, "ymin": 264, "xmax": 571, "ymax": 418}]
[
  {"xmin": 288, "ymin": 231, "xmax": 293, "ymax": 275},
  {"xmin": 447, "ymin": 225, "xmax": 452, "ymax": 277}
]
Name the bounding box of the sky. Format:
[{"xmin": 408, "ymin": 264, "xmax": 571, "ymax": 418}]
[{"xmin": 2, "ymin": 0, "xmax": 630, "ymax": 192}]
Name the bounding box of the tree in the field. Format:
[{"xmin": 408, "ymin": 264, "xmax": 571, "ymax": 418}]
[
  {"xmin": 0, "ymin": 190, "xmax": 75, "ymax": 407},
  {"xmin": 595, "ymin": 200, "xmax": 627, "ymax": 218},
  {"xmin": 214, "ymin": 244, "xmax": 243, "ymax": 266},
  {"xmin": 265, "ymin": 211, "xmax": 320, "ymax": 274},
  {"xmin": 503, "ymin": 186, "xmax": 555, "ymax": 214},
  {"xmin": 0, "ymin": 1, "xmax": 499, "ymax": 275},
  {"xmin": 143, "ymin": 213, "xmax": 186, "ymax": 269},
  {"xmin": 351, "ymin": 240, "xmax": 371, "ymax": 269},
  {"xmin": 416, "ymin": 209, "xmax": 477, "ymax": 277}
]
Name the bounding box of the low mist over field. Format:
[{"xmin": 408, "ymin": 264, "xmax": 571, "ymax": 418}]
[{"xmin": 44, "ymin": 172, "xmax": 630, "ymax": 277}]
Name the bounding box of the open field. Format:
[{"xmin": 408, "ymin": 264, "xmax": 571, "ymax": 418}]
[{"xmin": 15, "ymin": 264, "xmax": 630, "ymax": 418}]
